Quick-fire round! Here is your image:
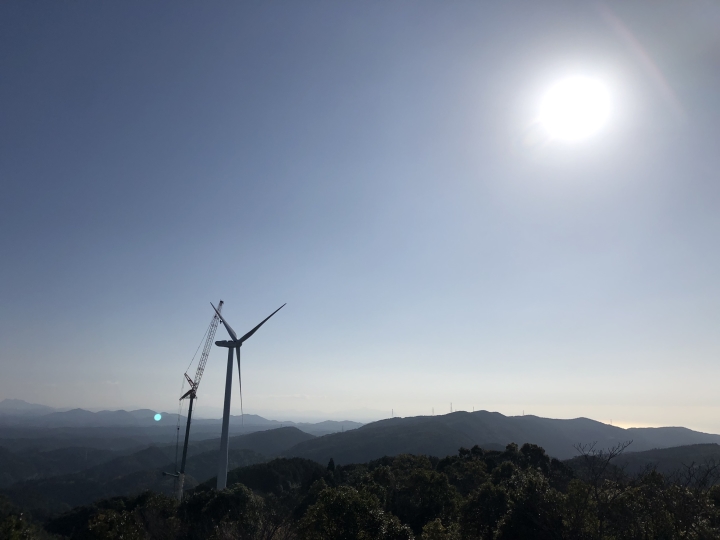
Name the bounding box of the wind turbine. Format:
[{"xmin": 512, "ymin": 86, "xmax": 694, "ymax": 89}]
[{"xmin": 211, "ymin": 302, "xmax": 286, "ymax": 490}]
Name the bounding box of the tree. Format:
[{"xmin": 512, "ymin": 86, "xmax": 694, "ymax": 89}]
[
  {"xmin": 460, "ymin": 482, "xmax": 508, "ymax": 540},
  {"xmin": 180, "ymin": 483, "xmax": 264, "ymax": 540},
  {"xmin": 572, "ymin": 441, "xmax": 632, "ymax": 540},
  {"xmin": 437, "ymin": 453, "xmax": 488, "ymax": 497},
  {"xmin": 420, "ymin": 518, "xmax": 459, "ymax": 540},
  {"xmin": 391, "ymin": 468, "xmax": 459, "ymax": 534},
  {"xmin": 297, "ymin": 485, "xmax": 412, "ymax": 540},
  {"xmin": 494, "ymin": 467, "xmax": 564, "ymax": 540},
  {"xmin": 86, "ymin": 508, "xmax": 145, "ymax": 540}
]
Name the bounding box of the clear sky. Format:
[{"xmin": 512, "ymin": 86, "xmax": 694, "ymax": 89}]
[{"xmin": 2, "ymin": 1, "xmax": 719, "ymax": 430}]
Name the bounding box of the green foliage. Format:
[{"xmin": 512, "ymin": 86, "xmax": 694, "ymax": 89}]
[
  {"xmin": 86, "ymin": 509, "xmax": 144, "ymax": 540},
  {"xmin": 297, "ymin": 485, "xmax": 412, "ymax": 540},
  {"xmin": 391, "ymin": 468, "xmax": 459, "ymax": 534},
  {"xmin": 205, "ymin": 458, "xmax": 327, "ymax": 497},
  {"xmin": 0, "ymin": 513, "xmax": 35, "ymax": 540},
  {"xmin": 44, "ymin": 491, "xmax": 178, "ymax": 540},
  {"xmin": 19, "ymin": 445, "xmax": 720, "ymax": 539},
  {"xmin": 437, "ymin": 455, "xmax": 487, "ymax": 497},
  {"xmin": 0, "ymin": 494, "xmax": 55, "ymax": 540},
  {"xmin": 180, "ymin": 484, "xmax": 263, "ymax": 539},
  {"xmin": 460, "ymin": 482, "xmax": 508, "ymax": 540},
  {"xmin": 495, "ymin": 467, "xmax": 565, "ymax": 540},
  {"xmin": 420, "ymin": 518, "xmax": 460, "ymax": 540}
]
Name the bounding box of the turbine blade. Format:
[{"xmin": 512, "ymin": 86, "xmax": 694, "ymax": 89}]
[
  {"xmin": 238, "ymin": 303, "xmax": 286, "ymax": 344},
  {"xmin": 236, "ymin": 347, "xmax": 243, "ymax": 426},
  {"xmin": 211, "ymin": 302, "xmax": 238, "ymax": 341}
]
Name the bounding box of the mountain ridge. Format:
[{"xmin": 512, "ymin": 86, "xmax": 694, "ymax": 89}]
[
  {"xmin": 282, "ymin": 410, "xmax": 720, "ymax": 463},
  {"xmin": 0, "ymin": 402, "xmax": 362, "ymax": 436}
]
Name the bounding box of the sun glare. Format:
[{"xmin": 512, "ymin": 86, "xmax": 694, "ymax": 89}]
[{"xmin": 539, "ymin": 76, "xmax": 611, "ymax": 142}]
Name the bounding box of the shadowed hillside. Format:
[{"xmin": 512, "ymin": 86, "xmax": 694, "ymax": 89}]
[
  {"xmin": 283, "ymin": 411, "xmax": 720, "ymax": 463},
  {"xmin": 0, "ymin": 427, "xmax": 316, "ymax": 517},
  {"xmin": 188, "ymin": 426, "xmax": 316, "ymax": 457},
  {"xmin": 0, "ymin": 445, "xmax": 266, "ymax": 519},
  {"xmin": 613, "ymin": 443, "xmax": 720, "ymax": 477},
  {"xmin": 0, "ymin": 446, "xmax": 121, "ymax": 488},
  {"xmin": 196, "ymin": 457, "xmax": 328, "ymax": 495}
]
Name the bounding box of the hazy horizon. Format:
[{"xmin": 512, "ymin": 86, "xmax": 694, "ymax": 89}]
[
  {"xmin": 1, "ymin": 397, "xmax": 716, "ymax": 434},
  {"xmin": 2, "ymin": 2, "xmax": 720, "ymax": 434}
]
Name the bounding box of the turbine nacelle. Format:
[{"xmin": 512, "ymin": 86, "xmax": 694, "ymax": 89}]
[{"xmin": 215, "ymin": 340, "xmax": 244, "ymax": 348}]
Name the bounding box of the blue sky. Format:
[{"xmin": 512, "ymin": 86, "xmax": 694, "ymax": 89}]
[{"xmin": 2, "ymin": 1, "xmax": 720, "ymax": 429}]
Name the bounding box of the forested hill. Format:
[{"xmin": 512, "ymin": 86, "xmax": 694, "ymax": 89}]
[
  {"xmin": 191, "ymin": 426, "xmax": 316, "ymax": 457},
  {"xmin": 0, "ymin": 428, "xmax": 313, "ymax": 518},
  {"xmin": 613, "ymin": 443, "xmax": 720, "ymax": 477},
  {"xmin": 282, "ymin": 411, "xmax": 720, "ymax": 463},
  {"xmin": 26, "ymin": 442, "xmax": 720, "ymax": 539}
]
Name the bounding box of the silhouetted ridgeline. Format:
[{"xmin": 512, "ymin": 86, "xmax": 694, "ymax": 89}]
[
  {"xmin": 282, "ymin": 410, "xmax": 720, "ymax": 463},
  {"xmin": 5, "ymin": 401, "xmax": 719, "ymax": 463},
  {"xmin": 0, "ymin": 399, "xmax": 363, "ymax": 437}
]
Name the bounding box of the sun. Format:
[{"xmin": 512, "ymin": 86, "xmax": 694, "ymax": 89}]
[{"xmin": 539, "ymin": 76, "xmax": 611, "ymax": 142}]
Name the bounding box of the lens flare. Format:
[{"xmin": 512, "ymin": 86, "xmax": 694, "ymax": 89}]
[
  {"xmin": 539, "ymin": 77, "xmax": 611, "ymax": 141},
  {"xmin": 154, "ymin": 413, "xmax": 162, "ymax": 421}
]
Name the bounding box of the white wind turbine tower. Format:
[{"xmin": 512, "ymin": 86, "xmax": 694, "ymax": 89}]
[{"xmin": 211, "ymin": 302, "xmax": 285, "ymax": 490}]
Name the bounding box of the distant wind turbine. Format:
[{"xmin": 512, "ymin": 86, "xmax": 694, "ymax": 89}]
[{"xmin": 211, "ymin": 302, "xmax": 285, "ymax": 490}]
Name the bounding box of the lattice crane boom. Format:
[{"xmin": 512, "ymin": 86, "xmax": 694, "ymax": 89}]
[
  {"xmin": 180, "ymin": 300, "xmax": 223, "ymax": 401},
  {"xmin": 193, "ymin": 301, "xmax": 222, "ymax": 388}
]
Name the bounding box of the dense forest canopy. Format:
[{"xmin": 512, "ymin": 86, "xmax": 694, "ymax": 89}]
[{"xmin": 3, "ymin": 442, "xmax": 720, "ymax": 539}]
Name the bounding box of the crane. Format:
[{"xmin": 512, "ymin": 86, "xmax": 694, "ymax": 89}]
[{"xmin": 170, "ymin": 300, "xmax": 223, "ymax": 501}]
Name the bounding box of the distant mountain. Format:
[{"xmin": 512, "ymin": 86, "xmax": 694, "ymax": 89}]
[
  {"xmin": 624, "ymin": 427, "xmax": 720, "ymax": 450},
  {"xmin": 285, "ymin": 416, "xmax": 478, "ymax": 465},
  {"xmin": 0, "ymin": 427, "xmax": 311, "ymax": 487},
  {"xmin": 5, "ymin": 408, "xmax": 187, "ymax": 428},
  {"xmin": 0, "ymin": 399, "xmax": 55, "ymax": 416},
  {"xmin": 4, "ymin": 406, "xmax": 719, "ymax": 464},
  {"xmin": 176, "ymin": 448, "xmax": 266, "ymax": 487},
  {"xmin": 294, "ymin": 420, "xmax": 363, "ymax": 436},
  {"xmin": 0, "ymin": 422, "xmax": 263, "ymax": 454},
  {"xmin": 0, "ymin": 408, "xmax": 134, "ymax": 428},
  {"xmin": 33, "ymin": 409, "xmax": 144, "ymax": 428},
  {"xmin": 0, "ymin": 443, "xmax": 266, "ymax": 518},
  {"xmin": 0, "ymin": 446, "xmax": 175, "ymax": 517},
  {"xmin": 0, "ymin": 425, "xmax": 187, "ymax": 452},
  {"xmin": 0, "ymin": 427, "xmax": 312, "ymax": 517},
  {"xmin": 613, "ymin": 443, "xmax": 720, "ymax": 477},
  {"xmin": 216, "ymin": 415, "xmax": 363, "ymax": 435},
  {"xmin": 0, "ymin": 406, "xmax": 363, "ymax": 436},
  {"xmin": 189, "ymin": 426, "xmax": 316, "ymax": 457},
  {"xmin": 0, "ymin": 447, "xmax": 38, "ymax": 488},
  {"xmin": 0, "ymin": 446, "xmax": 119, "ymax": 488},
  {"xmin": 282, "ymin": 411, "xmax": 720, "ymax": 463}
]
